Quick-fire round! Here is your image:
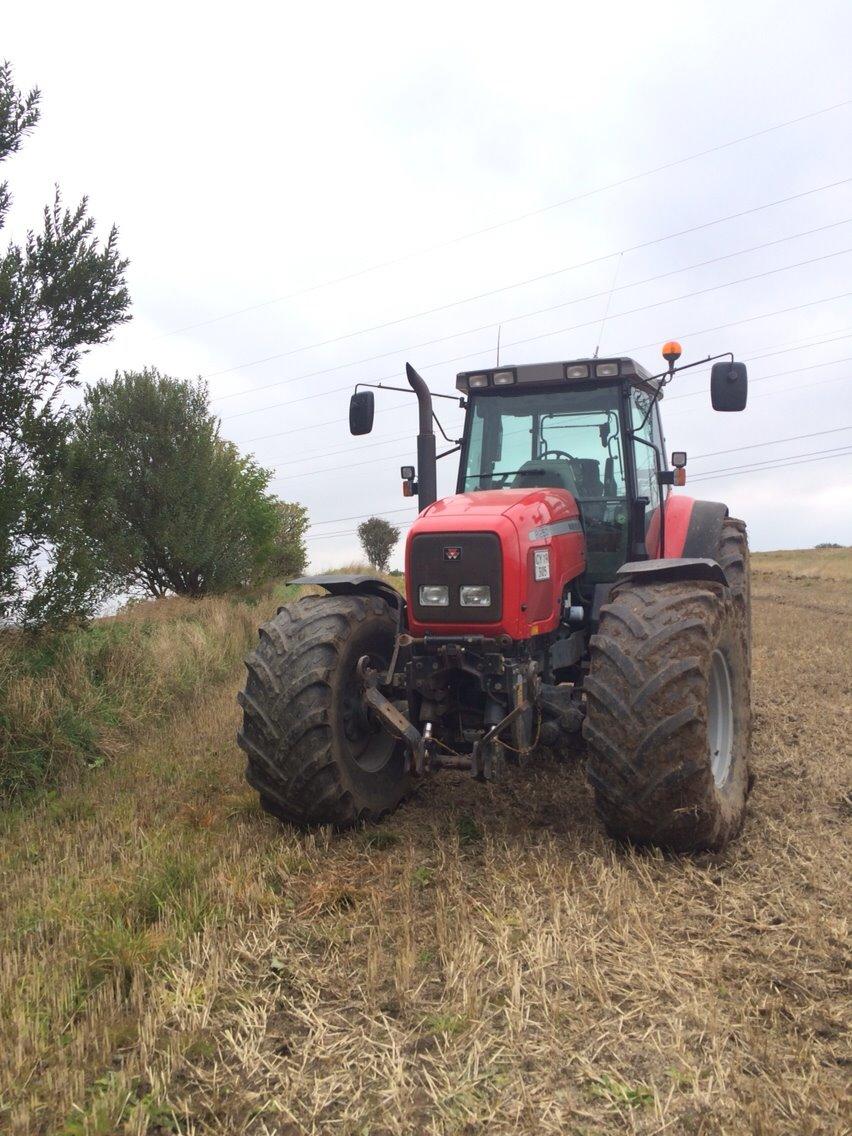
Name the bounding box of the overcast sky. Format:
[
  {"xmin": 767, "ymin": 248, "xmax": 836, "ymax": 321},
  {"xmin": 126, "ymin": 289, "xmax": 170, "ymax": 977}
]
[{"xmin": 5, "ymin": 1, "xmax": 851, "ymax": 567}]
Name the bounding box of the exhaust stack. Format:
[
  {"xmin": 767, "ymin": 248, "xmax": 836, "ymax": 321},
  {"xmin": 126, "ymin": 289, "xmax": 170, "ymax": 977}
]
[{"xmin": 406, "ymin": 362, "xmax": 437, "ymax": 511}]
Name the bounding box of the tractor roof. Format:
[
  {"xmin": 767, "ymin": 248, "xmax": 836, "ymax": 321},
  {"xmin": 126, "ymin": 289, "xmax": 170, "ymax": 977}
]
[{"xmin": 455, "ymin": 357, "xmax": 656, "ymax": 394}]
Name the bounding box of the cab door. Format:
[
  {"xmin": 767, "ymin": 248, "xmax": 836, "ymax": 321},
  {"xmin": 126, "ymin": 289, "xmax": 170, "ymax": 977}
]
[{"xmin": 630, "ymin": 388, "xmax": 664, "ymax": 558}]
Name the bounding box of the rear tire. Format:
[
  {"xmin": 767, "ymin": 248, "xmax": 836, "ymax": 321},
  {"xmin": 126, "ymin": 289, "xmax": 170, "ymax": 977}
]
[
  {"xmin": 583, "ymin": 578, "xmax": 751, "ymax": 852},
  {"xmin": 237, "ymin": 594, "xmax": 409, "ymax": 828}
]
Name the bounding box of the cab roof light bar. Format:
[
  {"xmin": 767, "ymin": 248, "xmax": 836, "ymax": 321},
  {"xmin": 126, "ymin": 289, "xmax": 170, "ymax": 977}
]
[{"xmin": 456, "ymin": 357, "xmax": 650, "ymax": 392}]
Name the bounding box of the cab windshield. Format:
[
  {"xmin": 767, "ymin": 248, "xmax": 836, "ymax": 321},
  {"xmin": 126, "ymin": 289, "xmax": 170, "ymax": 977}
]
[{"xmin": 460, "ymin": 384, "xmax": 629, "ymax": 582}]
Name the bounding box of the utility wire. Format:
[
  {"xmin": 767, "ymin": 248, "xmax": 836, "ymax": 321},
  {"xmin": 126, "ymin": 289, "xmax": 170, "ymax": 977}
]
[
  {"xmin": 688, "ymin": 425, "xmax": 851, "ymax": 461},
  {"xmin": 690, "ymin": 447, "xmax": 852, "ymax": 482},
  {"xmin": 665, "ymin": 356, "xmax": 851, "ymax": 401},
  {"xmin": 303, "ymin": 428, "xmax": 851, "ymax": 531},
  {"xmin": 215, "ymin": 249, "xmax": 852, "ymax": 420},
  {"xmin": 206, "ymin": 223, "xmax": 852, "ymax": 392},
  {"xmin": 262, "ymin": 332, "xmax": 852, "ymax": 469},
  {"xmin": 227, "ymin": 293, "xmax": 852, "ymax": 434},
  {"xmin": 155, "ymin": 103, "xmax": 852, "ymax": 339},
  {"xmin": 304, "ymin": 449, "xmax": 852, "ymax": 543},
  {"xmin": 267, "ymin": 359, "xmax": 851, "ymax": 482}
]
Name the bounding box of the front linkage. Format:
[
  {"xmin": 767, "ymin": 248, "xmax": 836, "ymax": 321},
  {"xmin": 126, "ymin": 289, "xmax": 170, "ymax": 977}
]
[{"xmin": 356, "ymin": 632, "xmax": 576, "ymax": 781}]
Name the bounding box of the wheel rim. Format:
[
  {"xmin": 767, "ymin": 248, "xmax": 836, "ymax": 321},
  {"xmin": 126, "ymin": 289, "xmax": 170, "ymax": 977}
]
[
  {"xmin": 708, "ymin": 649, "xmax": 734, "ymax": 787},
  {"xmin": 341, "ymin": 652, "xmax": 396, "ymax": 774}
]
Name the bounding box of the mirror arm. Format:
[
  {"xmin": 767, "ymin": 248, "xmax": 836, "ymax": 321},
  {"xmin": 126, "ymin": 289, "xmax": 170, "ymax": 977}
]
[
  {"xmin": 437, "ymin": 443, "xmax": 461, "ymax": 461},
  {"xmin": 432, "ymin": 410, "xmax": 462, "ymax": 445},
  {"xmin": 354, "ymin": 381, "xmax": 463, "ymax": 404},
  {"xmin": 646, "ymin": 351, "xmax": 733, "ymax": 386}
]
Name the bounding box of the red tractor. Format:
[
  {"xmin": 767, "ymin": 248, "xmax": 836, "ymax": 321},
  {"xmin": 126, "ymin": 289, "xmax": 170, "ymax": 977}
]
[{"xmin": 238, "ymin": 344, "xmax": 752, "ymax": 851}]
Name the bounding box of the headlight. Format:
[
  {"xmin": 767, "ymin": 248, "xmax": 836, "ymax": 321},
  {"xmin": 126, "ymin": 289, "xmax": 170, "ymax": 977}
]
[
  {"xmin": 460, "ymin": 585, "xmax": 491, "ymax": 607},
  {"xmin": 419, "ymin": 585, "xmax": 449, "ymax": 606},
  {"xmin": 594, "ymin": 361, "xmax": 619, "ymax": 377}
]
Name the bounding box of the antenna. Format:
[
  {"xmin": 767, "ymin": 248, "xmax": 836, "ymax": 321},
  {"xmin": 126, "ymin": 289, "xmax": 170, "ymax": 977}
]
[
  {"xmin": 593, "ymin": 253, "xmax": 623, "ymax": 359},
  {"xmin": 496, "ymin": 324, "xmax": 502, "ymax": 365}
]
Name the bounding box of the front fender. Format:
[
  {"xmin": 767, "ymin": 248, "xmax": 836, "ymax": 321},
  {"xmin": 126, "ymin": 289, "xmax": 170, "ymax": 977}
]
[
  {"xmin": 616, "ymin": 558, "xmax": 728, "ymax": 587},
  {"xmin": 288, "ymin": 574, "xmax": 404, "ymax": 610}
]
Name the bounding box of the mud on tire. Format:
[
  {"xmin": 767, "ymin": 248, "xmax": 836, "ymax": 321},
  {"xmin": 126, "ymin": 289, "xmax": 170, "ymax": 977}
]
[
  {"xmin": 237, "ymin": 594, "xmax": 409, "ymax": 828},
  {"xmin": 582, "ymin": 579, "xmax": 751, "ymax": 852}
]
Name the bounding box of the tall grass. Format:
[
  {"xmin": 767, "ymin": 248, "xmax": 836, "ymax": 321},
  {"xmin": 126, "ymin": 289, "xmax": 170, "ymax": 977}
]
[{"xmin": 0, "ymin": 586, "xmax": 295, "ymax": 799}]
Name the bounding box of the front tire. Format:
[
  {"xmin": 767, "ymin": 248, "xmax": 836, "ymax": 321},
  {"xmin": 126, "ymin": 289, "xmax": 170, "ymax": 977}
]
[
  {"xmin": 237, "ymin": 594, "xmax": 409, "ymax": 828},
  {"xmin": 583, "ymin": 579, "xmax": 751, "ymax": 852}
]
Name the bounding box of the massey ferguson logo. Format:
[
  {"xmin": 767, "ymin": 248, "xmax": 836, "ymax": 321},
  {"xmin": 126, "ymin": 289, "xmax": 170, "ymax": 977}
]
[{"xmin": 443, "ymin": 546, "xmax": 462, "ymax": 561}]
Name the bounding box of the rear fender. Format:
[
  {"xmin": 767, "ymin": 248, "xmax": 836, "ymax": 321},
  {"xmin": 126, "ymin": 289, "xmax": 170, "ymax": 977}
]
[
  {"xmin": 646, "ymin": 496, "xmax": 729, "ymax": 559},
  {"xmin": 288, "ymin": 575, "xmax": 404, "ymax": 611}
]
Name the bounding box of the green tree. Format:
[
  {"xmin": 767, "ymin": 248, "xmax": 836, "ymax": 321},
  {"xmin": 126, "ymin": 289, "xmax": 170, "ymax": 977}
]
[
  {"xmin": 0, "ymin": 62, "xmax": 130, "ymax": 625},
  {"xmin": 270, "ymin": 500, "xmax": 309, "ymax": 580},
  {"xmin": 69, "ymin": 369, "xmax": 281, "ymax": 596},
  {"xmin": 357, "ymin": 517, "xmax": 400, "ymax": 572}
]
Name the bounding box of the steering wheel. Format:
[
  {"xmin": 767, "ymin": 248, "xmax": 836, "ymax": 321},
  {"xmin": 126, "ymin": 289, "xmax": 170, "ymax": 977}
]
[{"xmin": 543, "ymin": 448, "xmax": 575, "ymax": 461}]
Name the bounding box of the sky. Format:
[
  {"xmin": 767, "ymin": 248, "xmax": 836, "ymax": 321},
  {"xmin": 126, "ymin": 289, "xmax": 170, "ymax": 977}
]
[{"xmin": 4, "ymin": 0, "xmax": 852, "ymax": 568}]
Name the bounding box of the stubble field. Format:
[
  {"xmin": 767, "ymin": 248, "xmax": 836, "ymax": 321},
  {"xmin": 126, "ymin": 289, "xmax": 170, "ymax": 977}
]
[{"xmin": 1, "ymin": 549, "xmax": 849, "ymax": 1135}]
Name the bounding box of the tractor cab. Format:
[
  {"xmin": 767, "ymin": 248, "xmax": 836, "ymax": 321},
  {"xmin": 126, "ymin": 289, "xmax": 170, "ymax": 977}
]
[{"xmin": 454, "ymin": 358, "xmax": 664, "ymax": 583}]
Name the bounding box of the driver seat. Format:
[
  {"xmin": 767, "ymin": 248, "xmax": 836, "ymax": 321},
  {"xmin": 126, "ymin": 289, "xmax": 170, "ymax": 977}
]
[{"xmin": 511, "ymin": 459, "xmax": 579, "ymax": 496}]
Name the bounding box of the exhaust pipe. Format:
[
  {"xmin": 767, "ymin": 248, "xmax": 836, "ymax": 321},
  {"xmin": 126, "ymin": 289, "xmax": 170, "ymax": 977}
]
[{"xmin": 405, "ymin": 362, "xmax": 437, "ymax": 511}]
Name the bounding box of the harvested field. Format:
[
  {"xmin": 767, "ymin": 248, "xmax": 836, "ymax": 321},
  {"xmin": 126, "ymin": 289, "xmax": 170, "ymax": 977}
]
[{"xmin": 1, "ymin": 550, "xmax": 849, "ymax": 1134}]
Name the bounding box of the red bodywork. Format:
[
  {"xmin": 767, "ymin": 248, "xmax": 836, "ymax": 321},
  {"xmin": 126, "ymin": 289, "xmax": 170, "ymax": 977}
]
[
  {"xmin": 647, "ymin": 493, "xmax": 698, "ymax": 558},
  {"xmin": 405, "ymin": 488, "xmax": 586, "ymax": 639}
]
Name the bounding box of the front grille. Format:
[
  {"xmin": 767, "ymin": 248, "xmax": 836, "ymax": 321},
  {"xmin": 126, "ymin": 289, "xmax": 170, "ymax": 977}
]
[{"xmin": 410, "ymin": 532, "xmax": 502, "ymax": 623}]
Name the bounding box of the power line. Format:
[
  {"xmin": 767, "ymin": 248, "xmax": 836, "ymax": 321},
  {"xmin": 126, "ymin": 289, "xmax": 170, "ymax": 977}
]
[
  {"xmin": 690, "ymin": 447, "xmax": 852, "ymax": 483},
  {"xmin": 261, "ymin": 332, "xmax": 852, "ymax": 470},
  {"xmin": 302, "ymin": 427, "xmax": 852, "ymax": 531},
  {"xmin": 666, "ymin": 371, "xmax": 850, "ymax": 419},
  {"xmin": 215, "ymin": 249, "xmax": 852, "ymax": 422},
  {"xmin": 665, "ymin": 355, "xmax": 852, "ymax": 402},
  {"xmin": 304, "ymin": 449, "xmax": 852, "ymax": 544},
  {"xmin": 266, "ymin": 359, "xmax": 851, "ymax": 483},
  {"xmin": 309, "ymin": 519, "xmax": 417, "ymax": 543},
  {"xmin": 308, "ymin": 505, "xmax": 415, "ymax": 530},
  {"xmin": 155, "ymin": 102, "xmax": 852, "ymax": 339},
  {"xmin": 207, "ymin": 225, "xmax": 852, "ymax": 394},
  {"xmin": 226, "ymin": 293, "xmax": 852, "ymax": 433},
  {"xmin": 202, "ymin": 211, "xmax": 852, "ymax": 383},
  {"xmin": 688, "ymin": 425, "xmax": 851, "ymax": 461}
]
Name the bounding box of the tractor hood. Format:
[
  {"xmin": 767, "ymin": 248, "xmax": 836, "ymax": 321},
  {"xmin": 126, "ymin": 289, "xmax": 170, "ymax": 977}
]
[{"xmin": 405, "ymin": 488, "xmax": 586, "ymax": 640}]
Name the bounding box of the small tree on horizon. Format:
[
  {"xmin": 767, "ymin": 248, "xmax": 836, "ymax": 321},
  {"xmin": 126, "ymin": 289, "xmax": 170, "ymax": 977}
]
[
  {"xmin": 270, "ymin": 500, "xmax": 309, "ymax": 580},
  {"xmin": 357, "ymin": 517, "xmax": 400, "ymax": 572}
]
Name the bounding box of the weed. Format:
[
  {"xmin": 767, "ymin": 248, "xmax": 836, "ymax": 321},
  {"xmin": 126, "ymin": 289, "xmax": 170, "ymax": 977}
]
[
  {"xmin": 422, "ymin": 1012, "xmax": 468, "ymax": 1037},
  {"xmin": 358, "ymin": 828, "xmax": 399, "ymax": 850},
  {"xmin": 457, "ymin": 813, "xmax": 483, "ymax": 845},
  {"xmin": 586, "ymin": 1073, "xmax": 654, "ymax": 1108}
]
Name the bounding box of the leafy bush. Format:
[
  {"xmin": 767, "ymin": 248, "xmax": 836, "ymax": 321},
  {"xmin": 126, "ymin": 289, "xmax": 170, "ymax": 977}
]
[{"xmin": 68, "ymin": 369, "xmax": 281, "ymax": 596}]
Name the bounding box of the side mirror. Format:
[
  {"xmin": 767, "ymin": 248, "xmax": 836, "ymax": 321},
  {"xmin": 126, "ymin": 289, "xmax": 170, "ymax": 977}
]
[
  {"xmin": 711, "ymin": 361, "xmax": 748, "ymax": 412},
  {"xmin": 349, "ymin": 390, "xmax": 375, "ymax": 435}
]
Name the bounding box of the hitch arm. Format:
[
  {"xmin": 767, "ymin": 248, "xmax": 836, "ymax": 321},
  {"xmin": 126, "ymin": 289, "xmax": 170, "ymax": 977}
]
[{"xmin": 357, "ymin": 657, "xmax": 428, "ymax": 775}]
